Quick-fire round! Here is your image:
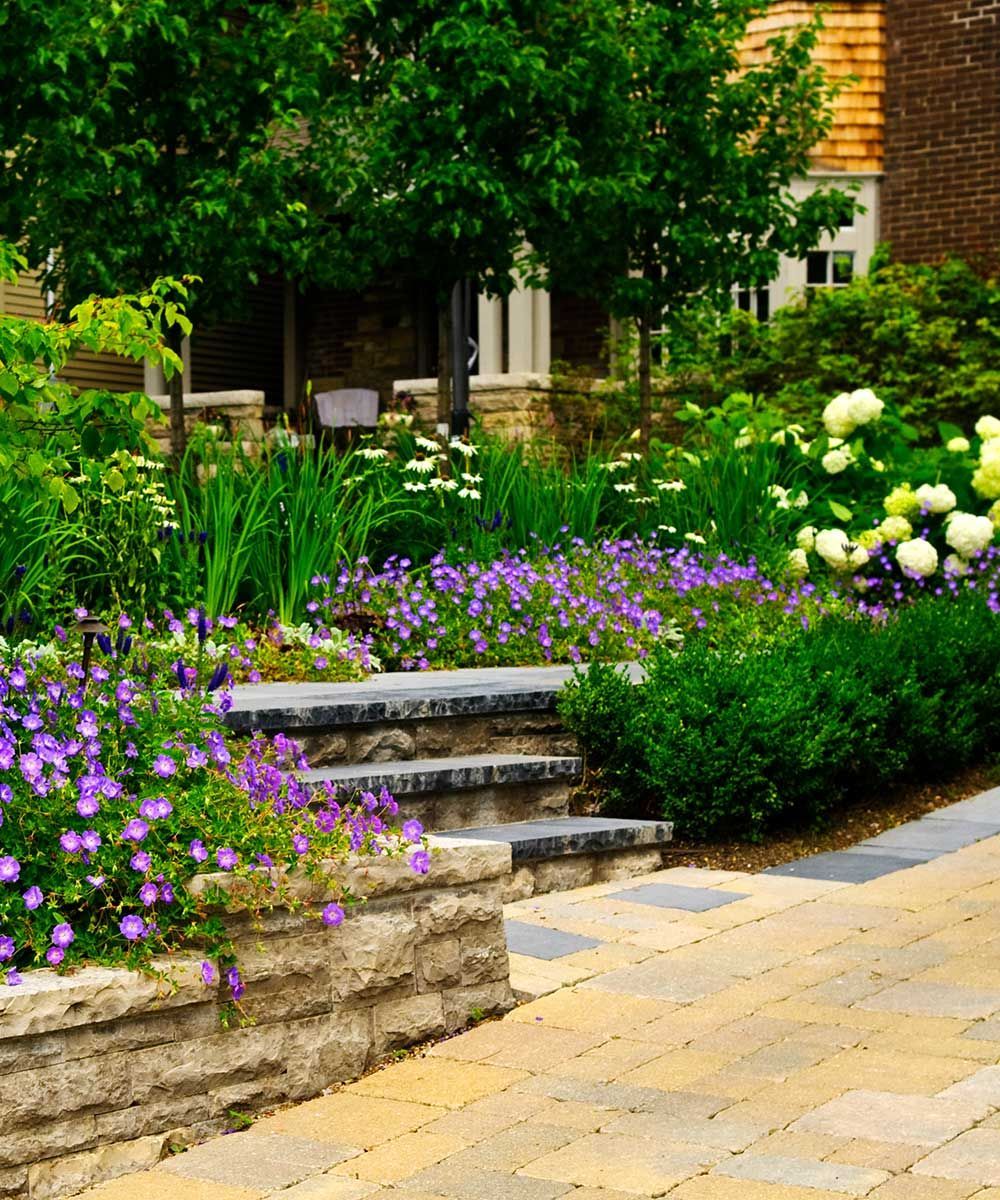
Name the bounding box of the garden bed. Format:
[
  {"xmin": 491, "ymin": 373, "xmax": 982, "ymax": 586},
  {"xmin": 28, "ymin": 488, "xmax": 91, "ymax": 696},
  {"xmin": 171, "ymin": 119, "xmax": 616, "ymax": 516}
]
[{"xmin": 0, "ymin": 837, "xmax": 512, "ymax": 1200}]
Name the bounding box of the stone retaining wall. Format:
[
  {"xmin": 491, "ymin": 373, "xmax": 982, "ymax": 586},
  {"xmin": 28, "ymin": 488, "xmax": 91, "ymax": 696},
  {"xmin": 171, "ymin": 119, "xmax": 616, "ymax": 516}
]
[
  {"xmin": 0, "ymin": 838, "xmax": 513, "ymax": 1200},
  {"xmin": 144, "ymin": 389, "xmax": 265, "ymax": 455}
]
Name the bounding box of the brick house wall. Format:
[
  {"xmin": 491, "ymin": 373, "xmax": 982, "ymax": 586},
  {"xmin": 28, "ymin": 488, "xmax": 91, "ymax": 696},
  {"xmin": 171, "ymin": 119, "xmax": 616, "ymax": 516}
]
[{"xmin": 882, "ymin": 0, "xmax": 1000, "ymax": 265}]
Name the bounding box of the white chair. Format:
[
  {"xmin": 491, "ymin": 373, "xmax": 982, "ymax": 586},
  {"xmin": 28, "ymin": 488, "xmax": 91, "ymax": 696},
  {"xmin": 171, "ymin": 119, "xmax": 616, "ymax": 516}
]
[{"xmin": 313, "ymin": 388, "xmax": 379, "ymax": 431}]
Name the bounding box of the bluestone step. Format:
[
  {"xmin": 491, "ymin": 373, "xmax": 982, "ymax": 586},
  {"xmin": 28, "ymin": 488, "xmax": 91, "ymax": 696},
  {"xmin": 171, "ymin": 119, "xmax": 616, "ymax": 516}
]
[
  {"xmin": 302, "ymin": 753, "xmax": 581, "ymax": 796},
  {"xmin": 437, "ymin": 817, "xmax": 674, "ymax": 901}
]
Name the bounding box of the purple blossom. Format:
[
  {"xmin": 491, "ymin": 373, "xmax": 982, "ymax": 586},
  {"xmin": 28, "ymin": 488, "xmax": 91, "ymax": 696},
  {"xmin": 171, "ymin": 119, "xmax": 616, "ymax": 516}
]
[
  {"xmin": 51, "ymin": 923, "xmax": 75, "ymax": 949},
  {"xmin": 226, "ymin": 965, "xmax": 245, "ymax": 1001},
  {"xmin": 130, "ymin": 851, "xmax": 152, "ymax": 872},
  {"xmin": 122, "ymin": 818, "xmax": 149, "ymax": 843},
  {"xmin": 0, "ymin": 936, "xmax": 14, "ymax": 961},
  {"xmin": 6, "ymin": 969, "xmax": 23, "ymax": 987},
  {"xmin": 216, "ymin": 847, "xmax": 238, "ymax": 871},
  {"xmin": 402, "ymin": 819, "xmax": 424, "ymax": 844},
  {"xmin": 409, "ymin": 850, "xmax": 431, "ymax": 875},
  {"xmin": 292, "ymin": 833, "xmax": 309, "ymax": 855},
  {"xmin": 139, "ymin": 882, "xmax": 158, "ymax": 906},
  {"xmin": 152, "ymin": 754, "xmax": 176, "ymax": 778},
  {"xmin": 189, "ymin": 840, "xmax": 208, "ymax": 863},
  {"xmin": 45, "ymin": 946, "xmax": 64, "ymax": 966},
  {"xmin": 321, "ymin": 902, "xmax": 345, "ymax": 927},
  {"xmin": 201, "ymin": 961, "xmax": 216, "ymax": 986},
  {"xmin": 22, "ymin": 886, "xmax": 43, "ymax": 910},
  {"xmin": 119, "ymin": 914, "xmax": 145, "ymax": 941},
  {"xmin": 59, "ymin": 831, "xmax": 83, "ymax": 854},
  {"xmin": 0, "ymin": 857, "xmax": 21, "ymax": 884}
]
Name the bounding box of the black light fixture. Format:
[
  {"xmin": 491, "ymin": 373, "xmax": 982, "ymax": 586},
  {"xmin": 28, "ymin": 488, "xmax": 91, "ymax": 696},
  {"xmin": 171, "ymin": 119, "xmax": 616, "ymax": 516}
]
[{"xmin": 76, "ymin": 616, "xmax": 108, "ymax": 678}]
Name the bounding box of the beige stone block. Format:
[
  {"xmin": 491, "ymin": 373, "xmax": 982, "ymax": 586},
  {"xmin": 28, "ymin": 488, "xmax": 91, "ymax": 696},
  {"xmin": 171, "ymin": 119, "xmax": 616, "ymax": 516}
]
[
  {"xmin": 0, "ymin": 1053, "xmax": 132, "ymax": 1130},
  {"xmin": 794, "ymin": 1048, "xmax": 974, "ymax": 1096},
  {"xmin": 507, "ymin": 954, "xmax": 593, "ymax": 986},
  {"xmin": 416, "ymin": 939, "xmax": 463, "ymax": 991},
  {"xmin": 267, "ymin": 1177, "xmax": 380, "ymax": 1200},
  {"xmin": 742, "ymin": 1129, "xmax": 847, "ymax": 1159},
  {"xmin": 331, "ymin": 1130, "xmax": 468, "ymax": 1183},
  {"xmin": 459, "ymin": 938, "xmax": 509, "ymax": 987},
  {"xmin": 348, "ymin": 1056, "xmax": 527, "ymax": 1109},
  {"xmin": 0, "ymin": 960, "xmax": 205, "ymax": 1041},
  {"xmin": 373, "ymin": 993, "xmax": 446, "ymax": 1054},
  {"xmin": 532, "ymin": 1100, "xmax": 616, "ymax": 1131},
  {"xmin": 441, "ymin": 981, "xmax": 515, "ymax": 1032},
  {"xmin": 868, "ymin": 1176, "xmax": 982, "ymax": 1199},
  {"xmin": 27, "ymin": 1134, "xmax": 169, "ymax": 1200},
  {"xmin": 327, "ymin": 911, "xmax": 417, "ymax": 1001},
  {"xmin": 254, "ymin": 1093, "xmax": 445, "ymax": 1148},
  {"xmin": 480, "ymin": 1025, "xmax": 606, "ymax": 1072},
  {"xmin": 825, "ymin": 1138, "xmax": 925, "ymax": 1172}
]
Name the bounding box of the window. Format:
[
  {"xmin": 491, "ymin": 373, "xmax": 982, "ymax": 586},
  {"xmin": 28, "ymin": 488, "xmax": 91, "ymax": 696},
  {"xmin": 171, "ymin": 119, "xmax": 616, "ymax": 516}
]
[
  {"xmin": 806, "ymin": 250, "xmax": 855, "ymax": 288},
  {"xmin": 735, "ymin": 286, "xmax": 770, "ymax": 322}
]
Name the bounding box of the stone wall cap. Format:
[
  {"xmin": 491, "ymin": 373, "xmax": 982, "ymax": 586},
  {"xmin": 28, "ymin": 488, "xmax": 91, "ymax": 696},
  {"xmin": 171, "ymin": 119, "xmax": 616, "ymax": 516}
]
[
  {"xmin": 395, "ymin": 373, "xmax": 552, "ymax": 394},
  {"xmin": 146, "ymin": 389, "xmax": 265, "ymax": 409}
]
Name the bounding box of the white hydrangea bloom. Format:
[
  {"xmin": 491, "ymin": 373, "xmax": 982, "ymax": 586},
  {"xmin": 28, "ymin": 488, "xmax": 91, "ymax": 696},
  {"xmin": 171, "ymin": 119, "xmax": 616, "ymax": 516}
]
[
  {"xmin": 972, "ymin": 436, "xmax": 1000, "ymax": 497},
  {"xmin": 943, "ymin": 553, "xmax": 969, "ymax": 576},
  {"xmin": 915, "ymin": 483, "xmax": 957, "ymax": 514},
  {"xmin": 896, "ymin": 538, "xmax": 938, "ymax": 578},
  {"xmin": 787, "ymin": 548, "xmax": 809, "ymax": 578},
  {"xmin": 857, "ymin": 528, "xmax": 882, "ymax": 551},
  {"xmin": 847, "ymin": 388, "xmax": 884, "ymax": 426},
  {"xmin": 989, "ymin": 500, "xmax": 1000, "ymax": 528},
  {"xmin": 878, "ymin": 515, "xmax": 913, "ymax": 542},
  {"xmin": 815, "ymin": 529, "xmax": 868, "ymax": 571},
  {"xmin": 975, "ymin": 415, "xmax": 1000, "ymax": 440},
  {"xmin": 944, "ymin": 511, "xmax": 995, "ymax": 558},
  {"xmin": 947, "ymin": 436, "xmax": 971, "ymax": 453},
  {"xmin": 822, "ymin": 393, "xmax": 856, "ymax": 439},
  {"xmin": 796, "ymin": 526, "xmax": 817, "ymax": 552},
  {"xmin": 822, "ymin": 447, "xmax": 852, "ymax": 474}
]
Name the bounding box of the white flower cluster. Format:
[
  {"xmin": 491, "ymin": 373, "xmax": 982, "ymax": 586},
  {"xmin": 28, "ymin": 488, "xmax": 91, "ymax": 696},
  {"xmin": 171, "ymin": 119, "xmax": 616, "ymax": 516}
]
[
  {"xmin": 814, "ymin": 529, "xmax": 868, "ymax": 572},
  {"xmin": 944, "ymin": 511, "xmax": 995, "ymax": 559},
  {"xmin": 822, "ymin": 389, "xmax": 884, "ymax": 439},
  {"xmin": 973, "ymin": 416, "xmax": 1000, "ymax": 499},
  {"xmin": 896, "ymin": 538, "xmax": 938, "ymax": 578}
]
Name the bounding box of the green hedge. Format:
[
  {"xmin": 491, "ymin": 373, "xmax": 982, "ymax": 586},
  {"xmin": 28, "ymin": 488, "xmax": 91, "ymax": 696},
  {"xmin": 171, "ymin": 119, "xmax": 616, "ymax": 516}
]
[{"xmin": 558, "ymin": 597, "xmax": 1000, "ymax": 841}]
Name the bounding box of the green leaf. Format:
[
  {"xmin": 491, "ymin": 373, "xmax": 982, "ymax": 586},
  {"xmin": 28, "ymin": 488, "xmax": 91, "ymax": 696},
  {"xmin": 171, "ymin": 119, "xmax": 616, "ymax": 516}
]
[{"xmin": 828, "ymin": 500, "xmax": 853, "ymax": 522}]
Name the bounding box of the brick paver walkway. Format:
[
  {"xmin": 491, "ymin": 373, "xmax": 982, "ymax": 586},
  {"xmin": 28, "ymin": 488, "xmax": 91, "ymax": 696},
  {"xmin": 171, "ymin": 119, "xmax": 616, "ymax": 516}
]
[{"xmin": 77, "ymin": 832, "xmax": 1000, "ymax": 1200}]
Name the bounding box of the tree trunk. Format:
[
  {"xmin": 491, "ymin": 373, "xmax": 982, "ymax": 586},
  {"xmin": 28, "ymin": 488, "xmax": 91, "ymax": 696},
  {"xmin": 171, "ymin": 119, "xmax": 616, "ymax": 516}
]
[
  {"xmin": 436, "ymin": 300, "xmax": 452, "ymax": 436},
  {"xmin": 165, "ymin": 323, "xmax": 187, "ymax": 461},
  {"xmin": 637, "ymin": 307, "xmax": 652, "ymax": 453}
]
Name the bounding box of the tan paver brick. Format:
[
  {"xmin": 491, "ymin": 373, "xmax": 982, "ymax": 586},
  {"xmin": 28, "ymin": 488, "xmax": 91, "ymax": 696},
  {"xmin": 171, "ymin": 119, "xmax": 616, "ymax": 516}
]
[
  {"xmin": 330, "ymin": 1132, "xmax": 468, "ymax": 1184},
  {"xmin": 669, "ymin": 1175, "xmax": 847, "ymax": 1199},
  {"xmin": 793, "ymin": 1090, "xmax": 985, "ymax": 1146},
  {"xmin": 254, "ymin": 1094, "xmax": 446, "ymax": 1147},
  {"xmin": 516, "ymin": 1130, "xmax": 720, "ymax": 1193},
  {"xmin": 616, "ymin": 1048, "xmax": 737, "ymax": 1090},
  {"xmin": 712, "ymin": 1151, "xmax": 890, "ymax": 1195},
  {"xmin": 824, "ymin": 1138, "xmax": 925, "ymax": 1172},
  {"xmin": 420, "ymin": 1090, "xmax": 551, "ymax": 1140},
  {"xmin": 868, "ymin": 1176, "xmax": 983, "ymax": 1199},
  {"xmin": 531, "ymin": 1099, "xmax": 617, "ymax": 1131},
  {"xmin": 267, "ymin": 1179, "xmax": 382, "ymax": 1200},
  {"xmin": 348, "ymin": 1058, "xmax": 527, "ymax": 1108},
  {"xmin": 507, "ymin": 987, "xmax": 676, "ymax": 1033},
  {"xmin": 551, "ymin": 1037, "xmax": 663, "ymax": 1081},
  {"xmin": 74, "ymin": 1176, "xmax": 263, "ymax": 1200},
  {"xmin": 913, "ymin": 1130, "xmax": 1000, "ymax": 1186}
]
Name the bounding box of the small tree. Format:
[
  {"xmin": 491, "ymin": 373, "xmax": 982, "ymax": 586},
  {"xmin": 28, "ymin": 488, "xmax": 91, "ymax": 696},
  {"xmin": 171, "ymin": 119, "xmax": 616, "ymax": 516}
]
[
  {"xmin": 304, "ymin": 0, "xmax": 603, "ymax": 429},
  {"xmin": 0, "ymin": 1, "xmax": 332, "ymax": 456},
  {"xmin": 534, "ymin": 0, "xmax": 855, "ymax": 449}
]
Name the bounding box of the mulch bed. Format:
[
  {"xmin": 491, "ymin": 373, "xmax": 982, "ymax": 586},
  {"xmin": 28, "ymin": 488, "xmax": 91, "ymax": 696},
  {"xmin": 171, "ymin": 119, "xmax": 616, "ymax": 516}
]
[{"xmin": 661, "ymin": 764, "xmax": 1000, "ymax": 874}]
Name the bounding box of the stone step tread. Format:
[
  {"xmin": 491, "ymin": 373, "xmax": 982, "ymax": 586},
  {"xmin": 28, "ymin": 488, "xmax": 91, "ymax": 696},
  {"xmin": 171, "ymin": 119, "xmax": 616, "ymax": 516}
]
[
  {"xmin": 437, "ymin": 816, "xmax": 673, "ymax": 862},
  {"xmin": 227, "ymin": 664, "xmax": 643, "ymax": 731},
  {"xmin": 302, "ymin": 753, "xmax": 582, "ymax": 796}
]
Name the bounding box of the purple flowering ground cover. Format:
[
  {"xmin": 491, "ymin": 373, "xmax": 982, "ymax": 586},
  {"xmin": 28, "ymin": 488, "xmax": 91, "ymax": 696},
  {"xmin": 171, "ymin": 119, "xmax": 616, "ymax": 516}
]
[{"xmin": 0, "ymin": 650, "xmax": 426, "ymax": 1001}]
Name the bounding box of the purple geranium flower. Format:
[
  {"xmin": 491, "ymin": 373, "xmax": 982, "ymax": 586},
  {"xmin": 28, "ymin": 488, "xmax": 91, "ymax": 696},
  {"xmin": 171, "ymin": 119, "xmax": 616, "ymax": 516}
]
[
  {"xmin": 139, "ymin": 882, "xmax": 158, "ymax": 906},
  {"xmin": 130, "ymin": 851, "xmax": 151, "ymax": 872},
  {"xmin": 119, "ymin": 914, "xmax": 145, "ymax": 940},
  {"xmin": 225, "ymin": 965, "xmax": 245, "ymax": 1001},
  {"xmin": 59, "ymin": 831, "xmax": 82, "ymax": 854},
  {"xmin": 6, "ymin": 969, "xmax": 23, "ymax": 987},
  {"xmin": 22, "ymin": 886, "xmax": 43, "ymax": 911},
  {"xmin": 189, "ymin": 840, "xmax": 208, "ymax": 863},
  {"xmin": 152, "ymin": 754, "xmax": 176, "ymax": 778},
  {"xmin": 51, "ymin": 923, "xmax": 75, "ymax": 949},
  {"xmin": 216, "ymin": 847, "xmax": 238, "ymax": 871},
  {"xmin": 402, "ymin": 819, "xmax": 424, "ymax": 843},
  {"xmin": 45, "ymin": 946, "xmax": 64, "ymax": 966},
  {"xmin": 321, "ymin": 902, "xmax": 345, "ymax": 927},
  {"xmin": 0, "ymin": 856, "xmax": 20, "ymax": 883},
  {"xmin": 409, "ymin": 849, "xmax": 431, "ymax": 875},
  {"xmin": 201, "ymin": 960, "xmax": 216, "ymax": 986},
  {"xmin": 0, "ymin": 936, "xmax": 14, "ymax": 961},
  {"xmin": 122, "ymin": 818, "xmax": 149, "ymax": 842}
]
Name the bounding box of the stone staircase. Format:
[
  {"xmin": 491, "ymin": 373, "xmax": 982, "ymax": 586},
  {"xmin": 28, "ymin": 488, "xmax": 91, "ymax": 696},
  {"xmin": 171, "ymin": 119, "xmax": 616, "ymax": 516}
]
[{"xmin": 227, "ymin": 665, "xmax": 671, "ymax": 898}]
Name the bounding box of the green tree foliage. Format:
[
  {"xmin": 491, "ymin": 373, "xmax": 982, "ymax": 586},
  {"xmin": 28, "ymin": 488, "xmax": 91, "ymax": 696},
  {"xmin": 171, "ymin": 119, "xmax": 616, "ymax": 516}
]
[
  {"xmin": 305, "ymin": 0, "xmax": 614, "ymax": 424},
  {"xmin": 536, "ymin": 0, "xmax": 855, "ymax": 449},
  {"xmin": 664, "ymin": 254, "xmax": 1000, "ymax": 437},
  {"xmin": 0, "ymin": 0, "xmax": 332, "ymax": 455}
]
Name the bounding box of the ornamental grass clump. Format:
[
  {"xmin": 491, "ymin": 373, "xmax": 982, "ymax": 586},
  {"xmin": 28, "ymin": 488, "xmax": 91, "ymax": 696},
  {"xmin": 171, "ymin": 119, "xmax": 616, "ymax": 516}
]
[{"xmin": 0, "ymin": 652, "xmax": 425, "ymax": 999}]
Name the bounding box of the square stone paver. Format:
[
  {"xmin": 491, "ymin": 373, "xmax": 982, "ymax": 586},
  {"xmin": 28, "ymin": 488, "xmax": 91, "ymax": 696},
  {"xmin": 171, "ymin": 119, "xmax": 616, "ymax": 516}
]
[
  {"xmin": 912, "ymin": 1129, "xmax": 1000, "ymax": 1185},
  {"xmin": 937, "ymin": 1065, "xmax": 1000, "ymax": 1107},
  {"xmin": 505, "ymin": 921, "xmax": 602, "ymax": 961},
  {"xmin": 330, "ymin": 1131, "xmax": 467, "ymax": 1184},
  {"xmin": 927, "ymin": 789, "xmax": 1000, "ymax": 824},
  {"xmin": 160, "ymin": 1133, "xmax": 359, "ymax": 1191},
  {"xmin": 858, "ymin": 980, "xmax": 1000, "ymax": 1020},
  {"xmin": 273, "ymin": 1179, "xmax": 382, "ymax": 1200},
  {"xmin": 254, "ymin": 1094, "xmax": 445, "ymax": 1147},
  {"xmin": 712, "ymin": 1152, "xmax": 889, "ymax": 1195},
  {"xmin": 792, "ymin": 1090, "xmax": 983, "ymax": 1146},
  {"xmin": 962, "ymin": 1016, "xmax": 1000, "ymax": 1042},
  {"xmin": 861, "ymin": 818, "xmax": 1000, "ymax": 854},
  {"xmin": 605, "ymin": 884, "xmax": 750, "ymax": 912},
  {"xmin": 601, "ymin": 1110, "xmax": 764, "ymax": 1152},
  {"xmin": 76, "ymin": 1177, "xmax": 262, "ymax": 1200},
  {"xmin": 434, "ymin": 1122, "xmax": 580, "ymax": 1173},
  {"xmin": 765, "ymin": 852, "xmax": 920, "ymax": 883}
]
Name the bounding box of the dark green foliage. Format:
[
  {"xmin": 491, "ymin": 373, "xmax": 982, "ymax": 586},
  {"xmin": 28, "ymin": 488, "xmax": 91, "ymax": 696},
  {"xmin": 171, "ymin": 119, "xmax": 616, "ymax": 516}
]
[
  {"xmin": 665, "ymin": 255, "xmax": 1000, "ymax": 437},
  {"xmin": 560, "ymin": 597, "xmax": 1000, "ymax": 841}
]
